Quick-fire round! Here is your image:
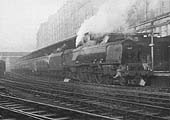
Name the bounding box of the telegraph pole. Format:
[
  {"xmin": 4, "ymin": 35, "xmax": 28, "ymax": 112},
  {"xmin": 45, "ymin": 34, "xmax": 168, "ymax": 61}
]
[
  {"xmin": 150, "ymin": 22, "xmax": 154, "ymax": 70},
  {"xmin": 150, "ymin": 32, "xmax": 154, "ymax": 70}
]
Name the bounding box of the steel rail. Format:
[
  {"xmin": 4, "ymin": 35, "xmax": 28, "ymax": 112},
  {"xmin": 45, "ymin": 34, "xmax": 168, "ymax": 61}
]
[
  {"xmin": 1, "ymin": 78, "xmax": 170, "ymax": 109},
  {"xmin": 0, "ymin": 93, "xmax": 118, "ymax": 120},
  {"xmin": 1, "ymin": 79, "xmax": 170, "ymax": 120}
]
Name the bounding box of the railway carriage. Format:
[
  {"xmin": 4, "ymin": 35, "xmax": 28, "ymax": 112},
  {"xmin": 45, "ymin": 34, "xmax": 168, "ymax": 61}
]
[{"xmin": 34, "ymin": 56, "xmax": 49, "ymax": 75}]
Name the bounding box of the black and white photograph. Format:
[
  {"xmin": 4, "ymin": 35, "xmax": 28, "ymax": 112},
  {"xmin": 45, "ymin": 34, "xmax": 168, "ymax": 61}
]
[{"xmin": 0, "ymin": 0, "xmax": 170, "ymax": 119}]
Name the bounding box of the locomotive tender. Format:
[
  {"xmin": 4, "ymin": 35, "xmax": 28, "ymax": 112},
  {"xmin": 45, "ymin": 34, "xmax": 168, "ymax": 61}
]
[{"xmin": 13, "ymin": 33, "xmax": 152, "ymax": 86}]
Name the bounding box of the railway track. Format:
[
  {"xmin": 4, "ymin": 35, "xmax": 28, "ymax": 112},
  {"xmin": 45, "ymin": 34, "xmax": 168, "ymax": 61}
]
[
  {"xmin": 1, "ymin": 77, "xmax": 170, "ymax": 119},
  {"xmin": 2, "ymin": 78, "xmax": 170, "ymax": 109},
  {"xmin": 0, "ymin": 93, "xmax": 117, "ymax": 120},
  {"xmin": 4, "ymin": 72, "xmax": 170, "ymax": 104},
  {"xmin": 0, "ymin": 104, "xmax": 43, "ymax": 120},
  {"xmin": 6, "ymin": 72, "xmax": 170, "ymax": 93}
]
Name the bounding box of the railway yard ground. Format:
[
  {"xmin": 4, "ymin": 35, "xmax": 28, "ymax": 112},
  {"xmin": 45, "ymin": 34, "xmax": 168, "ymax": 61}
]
[{"xmin": 0, "ymin": 72, "xmax": 170, "ymax": 120}]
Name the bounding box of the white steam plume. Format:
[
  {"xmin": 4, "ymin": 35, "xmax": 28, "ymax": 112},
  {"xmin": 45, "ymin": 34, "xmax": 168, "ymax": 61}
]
[{"xmin": 76, "ymin": 0, "xmax": 136, "ymax": 47}]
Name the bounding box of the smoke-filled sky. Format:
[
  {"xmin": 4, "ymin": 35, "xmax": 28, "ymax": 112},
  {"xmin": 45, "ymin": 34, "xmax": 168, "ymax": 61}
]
[
  {"xmin": 76, "ymin": 0, "xmax": 136, "ymax": 46},
  {"xmin": 0, "ymin": 0, "xmax": 66, "ymax": 52},
  {"xmin": 0, "ymin": 0, "xmax": 160, "ymax": 52}
]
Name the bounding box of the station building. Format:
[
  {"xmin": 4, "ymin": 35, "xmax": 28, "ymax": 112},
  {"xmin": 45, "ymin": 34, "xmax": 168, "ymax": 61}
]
[
  {"xmin": 36, "ymin": 0, "xmax": 170, "ymax": 49},
  {"xmin": 36, "ymin": 0, "xmax": 105, "ymax": 49},
  {"xmin": 129, "ymin": 0, "xmax": 170, "ymax": 35}
]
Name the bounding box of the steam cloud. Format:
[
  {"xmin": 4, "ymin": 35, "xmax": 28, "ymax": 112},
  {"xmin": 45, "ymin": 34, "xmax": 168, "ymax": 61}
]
[{"xmin": 76, "ymin": 0, "xmax": 135, "ymax": 47}]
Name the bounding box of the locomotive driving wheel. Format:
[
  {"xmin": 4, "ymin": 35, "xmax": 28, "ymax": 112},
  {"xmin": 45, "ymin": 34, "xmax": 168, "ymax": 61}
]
[
  {"xmin": 102, "ymin": 75, "xmax": 113, "ymax": 85},
  {"xmin": 94, "ymin": 74, "xmax": 112, "ymax": 85},
  {"xmin": 92, "ymin": 74, "xmax": 99, "ymax": 83},
  {"xmin": 96, "ymin": 74, "xmax": 105, "ymax": 84},
  {"xmin": 84, "ymin": 72, "xmax": 91, "ymax": 83},
  {"xmin": 80, "ymin": 72, "xmax": 86, "ymax": 82},
  {"xmin": 119, "ymin": 76, "xmax": 126, "ymax": 86}
]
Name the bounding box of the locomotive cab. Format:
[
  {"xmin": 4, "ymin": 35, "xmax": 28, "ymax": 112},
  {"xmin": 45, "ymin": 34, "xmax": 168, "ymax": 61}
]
[
  {"xmin": 106, "ymin": 39, "xmax": 152, "ymax": 86},
  {"xmin": 72, "ymin": 34, "xmax": 152, "ymax": 86}
]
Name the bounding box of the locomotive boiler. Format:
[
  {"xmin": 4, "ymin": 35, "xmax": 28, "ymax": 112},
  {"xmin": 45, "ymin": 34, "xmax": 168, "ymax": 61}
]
[{"xmin": 13, "ymin": 33, "xmax": 152, "ymax": 86}]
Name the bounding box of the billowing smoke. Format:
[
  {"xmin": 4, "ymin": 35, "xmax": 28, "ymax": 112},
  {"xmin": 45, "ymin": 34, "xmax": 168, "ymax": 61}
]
[{"xmin": 76, "ymin": 0, "xmax": 135, "ymax": 47}]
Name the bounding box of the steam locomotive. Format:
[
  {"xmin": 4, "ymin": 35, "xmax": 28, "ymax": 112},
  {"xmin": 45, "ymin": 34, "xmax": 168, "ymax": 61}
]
[{"xmin": 13, "ymin": 33, "xmax": 153, "ymax": 86}]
